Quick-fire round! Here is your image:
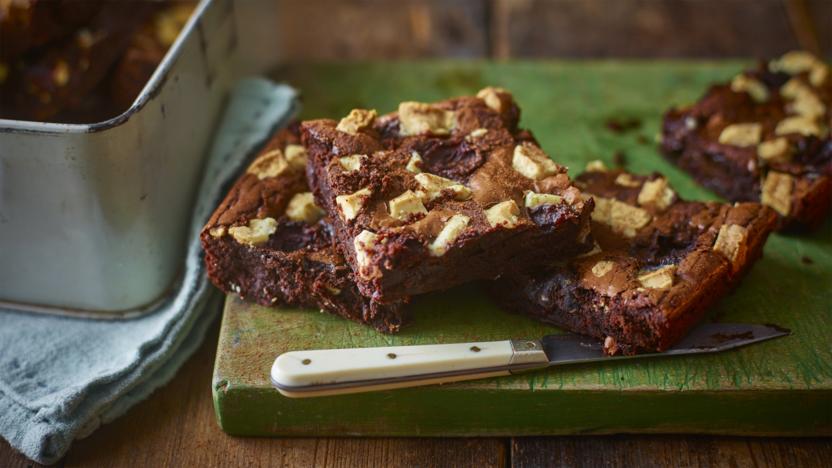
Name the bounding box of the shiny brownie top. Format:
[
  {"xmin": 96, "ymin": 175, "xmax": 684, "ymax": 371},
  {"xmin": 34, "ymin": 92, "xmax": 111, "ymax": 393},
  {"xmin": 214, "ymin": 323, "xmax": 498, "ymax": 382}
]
[
  {"xmin": 301, "ymin": 87, "xmax": 592, "ymax": 278},
  {"xmin": 662, "ymin": 51, "xmax": 831, "ymax": 220},
  {"xmin": 201, "ymin": 124, "xmax": 336, "ymax": 261},
  {"xmin": 572, "ymin": 164, "xmax": 775, "ymax": 311}
]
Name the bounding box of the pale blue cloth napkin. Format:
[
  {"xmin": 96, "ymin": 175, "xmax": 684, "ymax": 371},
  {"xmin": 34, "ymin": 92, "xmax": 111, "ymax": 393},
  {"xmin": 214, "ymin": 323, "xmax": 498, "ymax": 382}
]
[{"xmin": 0, "ymin": 79, "xmax": 298, "ymax": 464}]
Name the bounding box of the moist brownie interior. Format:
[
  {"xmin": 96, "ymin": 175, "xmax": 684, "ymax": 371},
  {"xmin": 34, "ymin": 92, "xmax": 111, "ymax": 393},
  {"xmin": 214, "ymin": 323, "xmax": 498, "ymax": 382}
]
[
  {"xmin": 493, "ymin": 163, "xmax": 778, "ymax": 355},
  {"xmin": 201, "ymin": 124, "xmax": 406, "ymax": 333}
]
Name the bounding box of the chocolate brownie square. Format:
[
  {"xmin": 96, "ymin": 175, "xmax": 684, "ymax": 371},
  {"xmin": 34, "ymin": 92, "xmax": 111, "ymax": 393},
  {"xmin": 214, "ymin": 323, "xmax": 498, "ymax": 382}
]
[
  {"xmin": 493, "ymin": 164, "xmax": 777, "ymax": 355},
  {"xmin": 661, "ymin": 50, "xmax": 831, "ymax": 230},
  {"xmin": 302, "ymin": 88, "xmax": 594, "ymax": 304},
  {"xmin": 201, "ymin": 125, "xmax": 405, "ymax": 333}
]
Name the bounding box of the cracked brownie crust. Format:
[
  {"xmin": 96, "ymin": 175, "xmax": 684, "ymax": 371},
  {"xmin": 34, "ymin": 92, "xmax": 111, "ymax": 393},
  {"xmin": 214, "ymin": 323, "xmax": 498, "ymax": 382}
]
[
  {"xmin": 201, "ymin": 125, "xmax": 405, "ymax": 333},
  {"xmin": 661, "ymin": 50, "xmax": 831, "ymax": 230},
  {"xmin": 493, "ymin": 165, "xmax": 778, "ymax": 355},
  {"xmin": 302, "ymin": 88, "xmax": 594, "ymax": 304}
]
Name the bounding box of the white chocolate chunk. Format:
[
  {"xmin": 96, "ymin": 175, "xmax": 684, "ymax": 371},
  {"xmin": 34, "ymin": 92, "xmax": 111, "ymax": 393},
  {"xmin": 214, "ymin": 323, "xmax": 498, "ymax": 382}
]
[
  {"xmin": 338, "ymin": 154, "xmax": 363, "ymax": 173},
  {"xmin": 780, "ymin": 78, "xmax": 807, "ymax": 99},
  {"xmin": 247, "ymin": 149, "xmax": 289, "ymax": 180},
  {"xmin": 406, "ymin": 151, "xmax": 423, "ymax": 173},
  {"xmin": 336, "ymin": 108, "xmax": 377, "ymax": 135},
  {"xmin": 285, "ymin": 192, "xmax": 324, "ymax": 223},
  {"xmin": 208, "ymin": 226, "xmax": 226, "ymax": 238},
  {"xmin": 398, "ymin": 102, "xmax": 456, "ymax": 136},
  {"xmin": 429, "ymin": 214, "xmax": 470, "ymax": 257},
  {"xmin": 524, "ymin": 191, "xmax": 563, "ymax": 209},
  {"xmin": 761, "ymin": 171, "xmax": 793, "ymax": 216},
  {"xmin": 284, "ymin": 144, "xmax": 307, "ymax": 171},
  {"xmin": 637, "ymin": 178, "xmax": 675, "ymax": 211},
  {"xmin": 637, "ymin": 265, "xmax": 676, "ymax": 290},
  {"xmin": 713, "ymin": 224, "xmax": 748, "ymax": 266},
  {"xmin": 782, "ymin": 78, "xmax": 826, "ymax": 118},
  {"xmin": 485, "ymin": 200, "xmax": 521, "ymax": 228},
  {"xmin": 769, "ymin": 51, "xmax": 820, "ymax": 75},
  {"xmin": 585, "ymin": 160, "xmax": 607, "ymax": 172},
  {"xmin": 415, "ymin": 173, "xmax": 472, "ymax": 202},
  {"xmin": 512, "ymin": 143, "xmax": 559, "ymax": 180},
  {"xmin": 810, "ymin": 64, "xmax": 828, "ymax": 87},
  {"xmin": 775, "ymin": 116, "xmax": 826, "ymax": 138},
  {"xmin": 757, "ymin": 138, "xmax": 792, "ymax": 164},
  {"xmin": 229, "ymin": 217, "xmax": 278, "ymax": 246},
  {"xmin": 388, "ymin": 190, "xmax": 428, "ymax": 221},
  {"xmin": 336, "ymin": 187, "xmax": 372, "ymax": 221},
  {"xmin": 353, "ymin": 230, "xmax": 379, "ymax": 273},
  {"xmin": 592, "ymin": 196, "xmax": 652, "ymax": 238},
  {"xmin": 718, "ymin": 123, "xmax": 762, "ymax": 147},
  {"xmin": 791, "ymin": 90, "xmax": 825, "ymax": 119},
  {"xmin": 591, "ymin": 260, "xmax": 614, "ymax": 278},
  {"xmin": 466, "ymin": 128, "xmax": 488, "ymax": 141},
  {"xmin": 477, "ymin": 86, "xmax": 510, "ymax": 112},
  {"xmin": 615, "ymin": 173, "xmax": 641, "ymax": 188},
  {"xmin": 731, "ymin": 74, "xmax": 769, "ymax": 102}
]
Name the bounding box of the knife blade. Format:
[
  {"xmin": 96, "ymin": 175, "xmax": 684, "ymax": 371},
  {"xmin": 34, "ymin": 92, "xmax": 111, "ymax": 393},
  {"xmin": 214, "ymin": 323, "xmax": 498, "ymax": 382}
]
[{"xmin": 270, "ymin": 323, "xmax": 789, "ymax": 398}]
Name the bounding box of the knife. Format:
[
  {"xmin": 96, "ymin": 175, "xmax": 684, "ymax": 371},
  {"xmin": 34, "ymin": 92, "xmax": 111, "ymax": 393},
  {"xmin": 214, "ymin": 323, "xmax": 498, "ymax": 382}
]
[{"xmin": 270, "ymin": 323, "xmax": 788, "ymax": 398}]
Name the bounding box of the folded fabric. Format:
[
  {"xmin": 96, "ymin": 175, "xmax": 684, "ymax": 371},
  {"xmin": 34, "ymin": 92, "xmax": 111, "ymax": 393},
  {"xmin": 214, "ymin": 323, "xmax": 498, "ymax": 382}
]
[{"xmin": 0, "ymin": 79, "xmax": 299, "ymax": 464}]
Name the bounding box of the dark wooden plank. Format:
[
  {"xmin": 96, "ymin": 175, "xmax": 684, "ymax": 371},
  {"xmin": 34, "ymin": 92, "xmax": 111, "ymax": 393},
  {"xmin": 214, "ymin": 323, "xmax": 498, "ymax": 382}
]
[
  {"xmin": 0, "ymin": 438, "xmax": 56, "ymax": 468},
  {"xmin": 511, "ymin": 436, "xmax": 832, "ymax": 468},
  {"xmin": 492, "ymin": 0, "xmax": 830, "ymax": 58},
  {"xmin": 275, "ymin": 0, "xmax": 489, "ymax": 60},
  {"xmin": 58, "ymin": 316, "xmax": 505, "ymax": 467}
]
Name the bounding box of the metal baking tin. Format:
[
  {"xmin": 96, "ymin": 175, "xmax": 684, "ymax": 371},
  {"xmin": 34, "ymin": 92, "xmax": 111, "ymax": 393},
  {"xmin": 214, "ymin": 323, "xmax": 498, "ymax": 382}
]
[{"xmin": 0, "ymin": 0, "xmax": 245, "ymax": 318}]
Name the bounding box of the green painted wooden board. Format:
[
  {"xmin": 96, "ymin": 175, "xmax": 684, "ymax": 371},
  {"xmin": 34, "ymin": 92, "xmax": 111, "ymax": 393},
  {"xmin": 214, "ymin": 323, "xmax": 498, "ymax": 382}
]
[{"xmin": 212, "ymin": 61, "xmax": 832, "ymax": 437}]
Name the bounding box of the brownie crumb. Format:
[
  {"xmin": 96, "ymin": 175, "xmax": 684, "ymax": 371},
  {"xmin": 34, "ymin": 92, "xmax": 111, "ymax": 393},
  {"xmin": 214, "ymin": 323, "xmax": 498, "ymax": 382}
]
[
  {"xmin": 612, "ymin": 151, "xmax": 628, "ymax": 168},
  {"xmin": 605, "ymin": 117, "xmax": 642, "ymax": 134},
  {"xmin": 763, "ymin": 323, "xmax": 791, "ymax": 334},
  {"xmin": 636, "ymin": 134, "xmax": 649, "ymax": 145},
  {"xmin": 801, "ymin": 255, "xmax": 814, "ymax": 265}
]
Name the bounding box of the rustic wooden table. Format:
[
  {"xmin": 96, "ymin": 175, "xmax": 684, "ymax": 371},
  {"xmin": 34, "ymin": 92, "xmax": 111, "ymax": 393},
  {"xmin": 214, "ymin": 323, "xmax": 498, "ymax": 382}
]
[{"xmin": 2, "ymin": 316, "xmax": 829, "ymax": 467}]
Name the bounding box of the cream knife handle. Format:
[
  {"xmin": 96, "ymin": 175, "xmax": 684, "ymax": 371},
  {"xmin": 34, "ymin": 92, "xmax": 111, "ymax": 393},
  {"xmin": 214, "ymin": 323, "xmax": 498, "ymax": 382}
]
[{"xmin": 271, "ymin": 339, "xmax": 548, "ymax": 398}]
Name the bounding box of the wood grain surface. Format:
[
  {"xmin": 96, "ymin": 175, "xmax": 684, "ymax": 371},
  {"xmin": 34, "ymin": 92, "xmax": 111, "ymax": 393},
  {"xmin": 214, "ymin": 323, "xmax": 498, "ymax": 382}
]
[
  {"xmin": 2, "ymin": 316, "xmax": 830, "ymax": 467},
  {"xmin": 272, "ymin": 0, "xmax": 830, "ymax": 60},
  {"xmin": 511, "ymin": 436, "xmax": 832, "ymax": 468},
  {"xmin": 492, "ymin": 0, "xmax": 832, "ymax": 58}
]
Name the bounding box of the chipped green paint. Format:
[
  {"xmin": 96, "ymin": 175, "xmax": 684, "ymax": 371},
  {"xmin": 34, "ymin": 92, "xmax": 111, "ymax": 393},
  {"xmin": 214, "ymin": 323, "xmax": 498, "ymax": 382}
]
[{"xmin": 213, "ymin": 61, "xmax": 832, "ymax": 436}]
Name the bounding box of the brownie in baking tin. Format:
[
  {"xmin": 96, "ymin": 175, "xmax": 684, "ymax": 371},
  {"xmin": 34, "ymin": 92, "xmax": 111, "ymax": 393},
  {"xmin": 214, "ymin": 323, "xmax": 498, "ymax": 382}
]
[
  {"xmin": 0, "ymin": 4, "xmax": 156, "ymax": 122},
  {"xmin": 493, "ymin": 164, "xmax": 777, "ymax": 355},
  {"xmin": 661, "ymin": 50, "xmax": 831, "ymax": 230},
  {"xmin": 109, "ymin": 3, "xmax": 195, "ymax": 111},
  {"xmin": 201, "ymin": 125, "xmax": 406, "ymax": 333},
  {"xmin": 302, "ymin": 88, "xmax": 595, "ymax": 304},
  {"xmin": 0, "ymin": 0, "xmax": 99, "ymax": 62}
]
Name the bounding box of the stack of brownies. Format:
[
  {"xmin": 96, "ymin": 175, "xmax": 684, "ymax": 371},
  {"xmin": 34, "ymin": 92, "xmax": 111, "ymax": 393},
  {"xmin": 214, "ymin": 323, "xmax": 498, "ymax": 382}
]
[{"xmin": 202, "ymin": 50, "xmax": 829, "ymax": 355}]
